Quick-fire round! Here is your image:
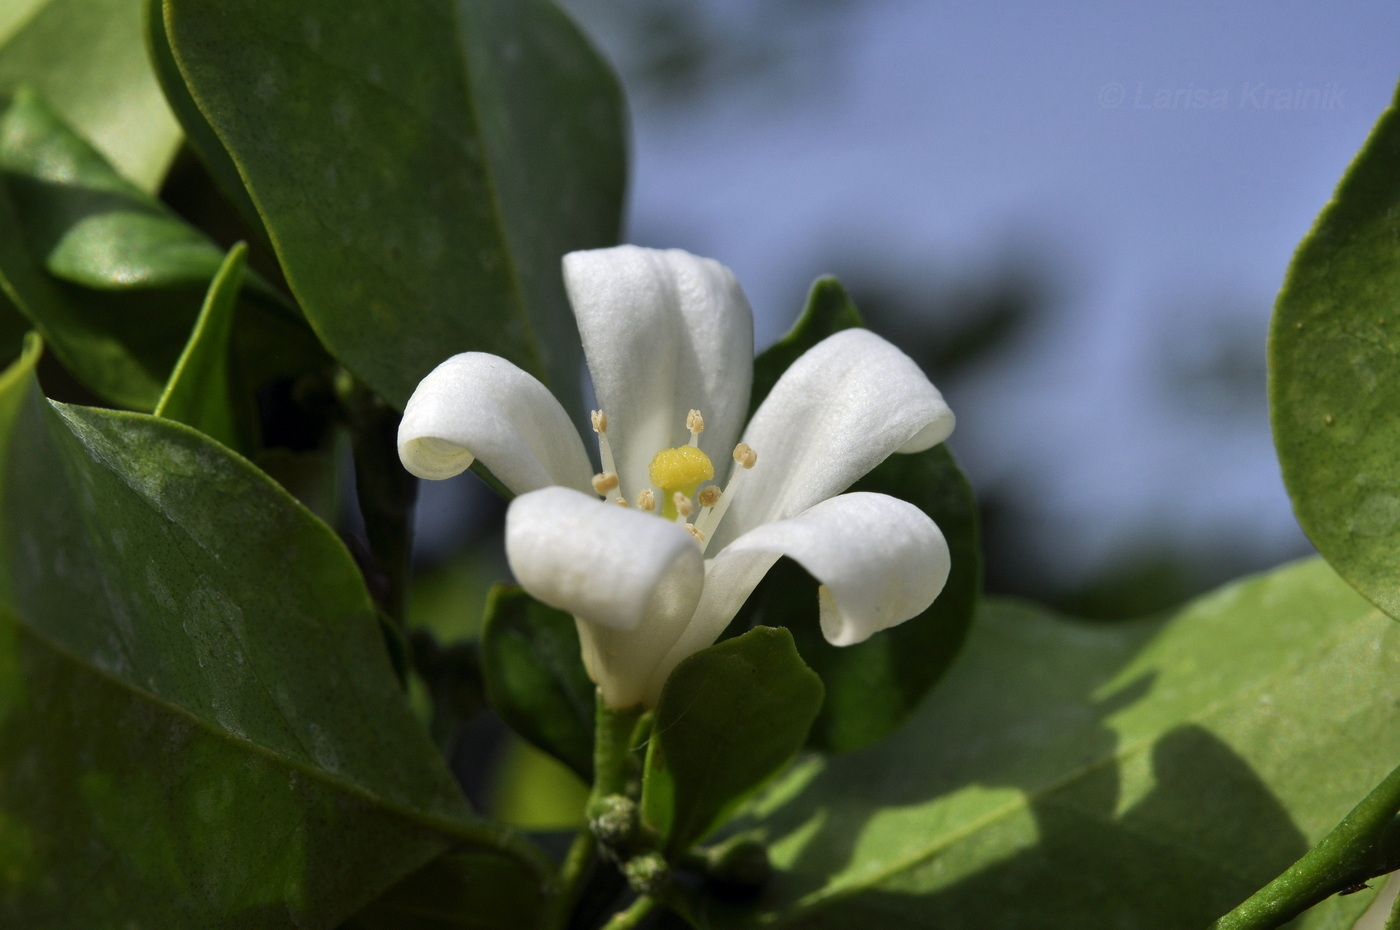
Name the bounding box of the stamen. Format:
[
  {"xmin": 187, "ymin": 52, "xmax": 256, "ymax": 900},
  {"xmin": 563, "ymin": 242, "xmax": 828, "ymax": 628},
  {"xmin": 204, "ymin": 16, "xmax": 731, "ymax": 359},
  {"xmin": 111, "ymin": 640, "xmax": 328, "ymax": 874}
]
[
  {"xmin": 673, "ymin": 492, "xmax": 694, "ymax": 520},
  {"xmin": 695, "ymin": 443, "xmax": 758, "ymax": 554},
  {"xmin": 591, "ymin": 472, "xmax": 619, "ymax": 496},
  {"xmin": 685, "ymin": 523, "xmax": 706, "ymax": 544},
  {"xmin": 637, "ymin": 489, "xmax": 656, "ymax": 512},
  {"xmin": 697, "ymin": 486, "xmax": 722, "ymax": 508},
  {"xmin": 615, "ymin": 499, "xmax": 630, "ymax": 507},
  {"xmin": 592, "ymin": 409, "xmax": 622, "ymax": 502},
  {"xmin": 686, "ymin": 409, "xmax": 705, "ymax": 447}
]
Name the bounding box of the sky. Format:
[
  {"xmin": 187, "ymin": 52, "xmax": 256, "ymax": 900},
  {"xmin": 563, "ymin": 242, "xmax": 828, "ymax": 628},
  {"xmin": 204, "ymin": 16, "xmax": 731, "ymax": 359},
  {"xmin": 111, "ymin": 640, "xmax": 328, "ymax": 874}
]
[{"xmin": 575, "ymin": 0, "xmax": 1400, "ymax": 588}]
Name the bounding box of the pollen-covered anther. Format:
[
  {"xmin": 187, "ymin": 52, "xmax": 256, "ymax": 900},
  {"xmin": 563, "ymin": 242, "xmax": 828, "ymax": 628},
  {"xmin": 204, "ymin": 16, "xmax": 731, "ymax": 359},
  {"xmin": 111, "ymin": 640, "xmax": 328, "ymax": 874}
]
[
  {"xmin": 591, "ymin": 410, "xmax": 608, "ymax": 434},
  {"xmin": 673, "ymin": 492, "xmax": 695, "ymax": 519},
  {"xmin": 697, "ymin": 485, "xmax": 722, "ymax": 508},
  {"xmin": 591, "ymin": 472, "xmax": 619, "ymax": 495},
  {"xmin": 615, "ymin": 499, "xmax": 630, "ymax": 507},
  {"xmin": 685, "ymin": 523, "xmax": 706, "ymax": 543},
  {"xmin": 733, "ymin": 443, "xmax": 757, "ymax": 469},
  {"xmin": 686, "ymin": 408, "xmax": 705, "ymax": 445},
  {"xmin": 637, "ymin": 489, "xmax": 656, "ymax": 511}
]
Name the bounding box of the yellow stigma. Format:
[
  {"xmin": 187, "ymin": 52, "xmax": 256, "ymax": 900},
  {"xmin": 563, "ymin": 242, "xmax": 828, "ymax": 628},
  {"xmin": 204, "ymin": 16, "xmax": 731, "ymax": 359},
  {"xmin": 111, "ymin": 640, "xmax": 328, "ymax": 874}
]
[{"xmin": 648, "ymin": 445, "xmax": 714, "ymax": 519}]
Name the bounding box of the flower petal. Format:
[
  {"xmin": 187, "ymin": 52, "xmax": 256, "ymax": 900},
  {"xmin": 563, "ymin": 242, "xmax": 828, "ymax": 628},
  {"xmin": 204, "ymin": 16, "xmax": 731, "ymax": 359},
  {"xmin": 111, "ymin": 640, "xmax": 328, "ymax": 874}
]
[
  {"xmin": 645, "ymin": 492, "xmax": 948, "ymax": 700},
  {"xmin": 714, "ymin": 329, "xmax": 953, "ymax": 548},
  {"xmin": 505, "ymin": 486, "xmax": 705, "ymax": 708},
  {"xmin": 564, "ymin": 246, "xmax": 753, "ymax": 502},
  {"xmin": 398, "ymin": 352, "xmax": 593, "ymax": 494}
]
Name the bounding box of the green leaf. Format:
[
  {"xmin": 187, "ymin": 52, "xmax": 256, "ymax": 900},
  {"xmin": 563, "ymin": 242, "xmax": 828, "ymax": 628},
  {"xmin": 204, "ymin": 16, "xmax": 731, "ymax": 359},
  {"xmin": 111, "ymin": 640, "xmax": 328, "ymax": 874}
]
[
  {"xmin": 641, "ymin": 626, "xmax": 823, "ymax": 859},
  {"xmin": 0, "ymin": 0, "xmax": 181, "ymax": 192},
  {"xmin": 1271, "ymin": 79, "xmax": 1400, "ymax": 621},
  {"xmin": 0, "ymin": 339, "xmax": 552, "ymax": 925},
  {"xmin": 144, "ymin": 0, "xmax": 267, "ymax": 245},
  {"xmin": 342, "ymin": 847, "xmax": 549, "ymax": 930},
  {"xmin": 160, "ymin": 0, "xmax": 627, "ymax": 409},
  {"xmin": 153, "ymin": 242, "xmax": 246, "ymax": 449},
  {"xmin": 711, "ymin": 559, "xmax": 1399, "ymax": 929},
  {"xmin": 0, "ymin": 90, "xmax": 300, "ymax": 410},
  {"xmin": 739, "ymin": 276, "xmax": 982, "ymax": 752},
  {"xmin": 481, "ymin": 585, "xmax": 595, "ymax": 781}
]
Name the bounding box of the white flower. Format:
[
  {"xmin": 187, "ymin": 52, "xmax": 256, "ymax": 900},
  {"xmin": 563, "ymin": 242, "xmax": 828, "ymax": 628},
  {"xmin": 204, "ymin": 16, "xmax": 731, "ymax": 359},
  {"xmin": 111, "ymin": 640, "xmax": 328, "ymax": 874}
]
[{"xmin": 399, "ymin": 246, "xmax": 955, "ymax": 709}]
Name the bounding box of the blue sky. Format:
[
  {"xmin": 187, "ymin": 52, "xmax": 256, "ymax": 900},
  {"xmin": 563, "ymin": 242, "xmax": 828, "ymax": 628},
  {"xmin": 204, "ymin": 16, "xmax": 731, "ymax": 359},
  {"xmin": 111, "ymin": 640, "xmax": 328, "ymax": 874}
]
[{"xmin": 591, "ymin": 0, "xmax": 1400, "ymax": 584}]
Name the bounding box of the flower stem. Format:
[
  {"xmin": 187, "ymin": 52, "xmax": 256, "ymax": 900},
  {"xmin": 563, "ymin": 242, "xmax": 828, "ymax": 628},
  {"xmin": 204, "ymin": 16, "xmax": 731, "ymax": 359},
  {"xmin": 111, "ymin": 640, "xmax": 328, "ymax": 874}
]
[
  {"xmin": 589, "ymin": 693, "xmax": 645, "ymax": 816},
  {"xmin": 541, "ymin": 827, "xmax": 597, "ymax": 930},
  {"xmin": 600, "ymin": 894, "xmax": 658, "ymax": 930},
  {"xmin": 1209, "ymin": 762, "xmax": 1400, "ymax": 929}
]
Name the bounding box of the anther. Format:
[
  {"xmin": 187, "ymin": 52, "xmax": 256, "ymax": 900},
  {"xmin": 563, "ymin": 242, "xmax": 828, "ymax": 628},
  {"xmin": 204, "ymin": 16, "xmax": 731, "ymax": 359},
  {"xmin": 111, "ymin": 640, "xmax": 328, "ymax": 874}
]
[
  {"xmin": 615, "ymin": 499, "xmax": 630, "ymax": 507},
  {"xmin": 592, "ymin": 472, "xmax": 619, "ymax": 495},
  {"xmin": 733, "ymin": 443, "xmax": 757, "ymax": 469},
  {"xmin": 686, "ymin": 409, "xmax": 705, "ymax": 446},
  {"xmin": 697, "ymin": 486, "xmax": 722, "ymax": 508},
  {"xmin": 591, "ymin": 410, "xmax": 608, "ymax": 433},
  {"xmin": 685, "ymin": 523, "xmax": 706, "ymax": 543},
  {"xmin": 673, "ymin": 492, "xmax": 695, "ymax": 519},
  {"xmin": 637, "ymin": 489, "xmax": 656, "ymax": 511}
]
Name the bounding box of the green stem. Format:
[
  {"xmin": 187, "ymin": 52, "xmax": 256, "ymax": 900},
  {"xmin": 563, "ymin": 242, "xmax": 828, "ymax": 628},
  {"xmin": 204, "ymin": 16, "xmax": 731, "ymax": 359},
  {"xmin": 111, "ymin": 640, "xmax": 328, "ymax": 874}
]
[
  {"xmin": 542, "ymin": 827, "xmax": 597, "ymax": 930},
  {"xmin": 340, "ymin": 375, "xmax": 417, "ymax": 626},
  {"xmin": 589, "ymin": 692, "xmax": 644, "ymax": 816},
  {"xmin": 1210, "ymin": 763, "xmax": 1400, "ymax": 929},
  {"xmin": 600, "ymin": 894, "xmax": 658, "ymax": 930}
]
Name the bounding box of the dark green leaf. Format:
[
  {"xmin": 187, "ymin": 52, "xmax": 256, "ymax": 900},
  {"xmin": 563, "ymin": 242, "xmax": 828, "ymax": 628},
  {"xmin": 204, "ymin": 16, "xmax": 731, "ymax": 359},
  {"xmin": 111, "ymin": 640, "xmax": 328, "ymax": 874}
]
[
  {"xmin": 641, "ymin": 626, "xmax": 823, "ymax": 859},
  {"xmin": 0, "ymin": 338, "xmax": 551, "ymax": 926},
  {"xmin": 481, "ymin": 585, "xmax": 595, "ymax": 781},
  {"xmin": 160, "ymin": 0, "xmax": 627, "ymax": 409},
  {"xmin": 342, "ymin": 847, "xmax": 549, "ymax": 930},
  {"xmin": 711, "ymin": 559, "xmax": 1397, "ymax": 929},
  {"xmin": 1271, "ymin": 79, "xmax": 1400, "ymax": 621},
  {"xmin": 144, "ymin": 0, "xmax": 268, "ymax": 243},
  {"xmin": 738, "ymin": 276, "xmax": 981, "ymax": 752},
  {"xmin": 153, "ymin": 242, "xmax": 246, "ymax": 449},
  {"xmin": 0, "ymin": 0, "xmax": 180, "ymax": 191},
  {"xmin": 0, "ymin": 90, "xmax": 303, "ymax": 410}
]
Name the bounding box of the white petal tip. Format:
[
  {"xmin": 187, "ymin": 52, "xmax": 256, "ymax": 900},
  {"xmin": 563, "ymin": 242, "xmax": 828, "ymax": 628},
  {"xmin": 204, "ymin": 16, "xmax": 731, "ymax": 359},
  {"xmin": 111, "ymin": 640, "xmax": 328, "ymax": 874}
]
[{"xmin": 398, "ymin": 437, "xmax": 475, "ymax": 481}]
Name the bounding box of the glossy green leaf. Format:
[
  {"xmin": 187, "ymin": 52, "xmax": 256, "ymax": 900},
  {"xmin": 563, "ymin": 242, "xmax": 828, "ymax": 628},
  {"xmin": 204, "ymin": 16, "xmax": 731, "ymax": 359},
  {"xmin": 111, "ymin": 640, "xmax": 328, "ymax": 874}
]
[
  {"xmin": 738, "ymin": 277, "xmax": 981, "ymax": 752},
  {"xmin": 342, "ymin": 848, "xmax": 549, "ymax": 930},
  {"xmin": 481, "ymin": 585, "xmax": 595, "ymax": 781},
  {"xmin": 642, "ymin": 627, "xmax": 823, "ymax": 859},
  {"xmin": 1271, "ymin": 80, "xmax": 1400, "ymax": 621},
  {"xmin": 0, "ymin": 91, "xmax": 304, "ymax": 410},
  {"xmin": 0, "ymin": 338, "xmax": 551, "ymax": 926},
  {"xmin": 0, "ymin": 0, "xmax": 180, "ymax": 191},
  {"xmin": 145, "ymin": 0, "xmax": 267, "ymax": 244},
  {"xmin": 153, "ymin": 242, "xmax": 245, "ymax": 449},
  {"xmin": 159, "ymin": 0, "xmax": 627, "ymax": 409},
  {"xmin": 710, "ymin": 559, "xmax": 1398, "ymax": 929}
]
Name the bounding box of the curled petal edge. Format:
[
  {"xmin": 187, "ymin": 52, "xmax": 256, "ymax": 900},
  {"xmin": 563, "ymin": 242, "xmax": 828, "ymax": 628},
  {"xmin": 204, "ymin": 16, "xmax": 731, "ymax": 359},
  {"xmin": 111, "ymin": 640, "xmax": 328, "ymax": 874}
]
[{"xmin": 397, "ymin": 352, "xmax": 593, "ymax": 495}]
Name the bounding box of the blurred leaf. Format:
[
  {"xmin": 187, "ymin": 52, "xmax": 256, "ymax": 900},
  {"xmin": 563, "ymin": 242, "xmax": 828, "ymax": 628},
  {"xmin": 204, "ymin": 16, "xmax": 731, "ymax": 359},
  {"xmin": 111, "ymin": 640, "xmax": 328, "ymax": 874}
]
[
  {"xmin": 0, "ymin": 90, "xmax": 304, "ymax": 410},
  {"xmin": 641, "ymin": 626, "xmax": 822, "ymax": 859},
  {"xmin": 488, "ymin": 735, "xmax": 588, "ymax": 830},
  {"xmin": 0, "ymin": 337, "xmax": 551, "ymax": 925},
  {"xmin": 160, "ymin": 0, "xmax": 627, "ymax": 410},
  {"xmin": 739, "ymin": 277, "xmax": 981, "ymax": 752},
  {"xmin": 0, "ymin": 0, "xmax": 180, "ymax": 191},
  {"xmin": 0, "ymin": 289, "xmax": 25, "ymax": 366},
  {"xmin": 153, "ymin": 242, "xmax": 246, "ymax": 449},
  {"xmin": 342, "ymin": 847, "xmax": 550, "ymax": 930},
  {"xmin": 481, "ymin": 585, "xmax": 595, "ymax": 781},
  {"xmin": 1271, "ymin": 79, "xmax": 1400, "ymax": 622},
  {"xmin": 708, "ymin": 559, "xmax": 1397, "ymax": 929}
]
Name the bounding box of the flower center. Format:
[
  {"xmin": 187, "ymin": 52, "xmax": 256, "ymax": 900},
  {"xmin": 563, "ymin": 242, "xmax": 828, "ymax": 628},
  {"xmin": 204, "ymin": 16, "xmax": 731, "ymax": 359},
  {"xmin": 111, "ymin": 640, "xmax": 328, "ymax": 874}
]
[
  {"xmin": 649, "ymin": 446, "xmax": 714, "ymax": 518},
  {"xmin": 590, "ymin": 407, "xmax": 757, "ymax": 552}
]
